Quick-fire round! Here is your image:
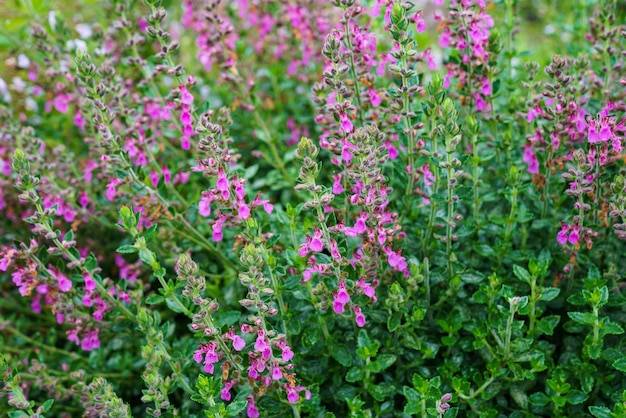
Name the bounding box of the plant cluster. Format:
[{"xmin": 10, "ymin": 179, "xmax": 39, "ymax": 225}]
[{"xmin": 1, "ymin": 0, "xmax": 625, "ymax": 416}]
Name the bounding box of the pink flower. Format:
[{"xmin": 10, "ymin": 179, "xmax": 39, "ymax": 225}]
[
  {"xmin": 221, "ymin": 381, "xmax": 234, "ymax": 401},
  {"xmin": 340, "ymin": 112, "xmax": 353, "ymax": 133},
  {"xmin": 568, "ymin": 226, "xmax": 580, "ymax": 245},
  {"xmin": 333, "ymin": 300, "xmax": 345, "ymax": 314},
  {"xmin": 309, "ymin": 229, "xmax": 324, "ymax": 252},
  {"xmin": 232, "ymin": 335, "xmax": 245, "ymax": 351},
  {"xmin": 53, "ymin": 94, "xmax": 69, "ymax": 113},
  {"xmin": 332, "ymin": 174, "xmax": 343, "ymax": 194},
  {"xmin": 81, "ymin": 329, "xmax": 100, "ymax": 351},
  {"xmin": 247, "ymin": 397, "xmax": 259, "ymax": 418},
  {"xmin": 83, "ymin": 272, "xmax": 96, "ymax": 290},
  {"xmin": 281, "ymin": 344, "xmax": 294, "ymax": 362},
  {"xmin": 353, "ymin": 306, "xmax": 366, "ymax": 327},
  {"xmin": 588, "ymin": 119, "xmax": 601, "ymax": 143},
  {"xmin": 368, "ymin": 89, "xmax": 382, "ymax": 107},
  {"xmin": 329, "ymin": 238, "xmax": 341, "ymax": 260},
  {"xmin": 212, "ymin": 216, "xmax": 225, "ymax": 242},
  {"xmin": 198, "ymin": 195, "xmax": 212, "ymax": 217},
  {"xmin": 413, "ymin": 11, "xmax": 426, "ymax": 33},
  {"xmin": 180, "ymin": 86, "xmax": 194, "ymax": 105},
  {"xmin": 272, "ymin": 366, "xmax": 283, "ymax": 380},
  {"xmin": 287, "ymin": 387, "xmax": 300, "ymax": 404},
  {"xmin": 238, "ymin": 203, "xmax": 251, "ymax": 220},
  {"xmin": 523, "ymin": 146, "xmax": 539, "ymax": 175},
  {"xmin": 51, "ymin": 268, "xmax": 72, "ymax": 292},
  {"xmin": 557, "ymin": 225, "xmax": 569, "ymax": 245}
]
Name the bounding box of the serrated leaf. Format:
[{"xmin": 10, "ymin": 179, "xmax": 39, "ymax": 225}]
[
  {"xmin": 403, "ymin": 386, "xmax": 421, "ymax": 410},
  {"xmin": 387, "ymin": 312, "xmax": 401, "ymax": 332},
  {"xmin": 346, "ymin": 367, "xmax": 364, "ymax": 383},
  {"xmin": 226, "ymin": 400, "xmax": 247, "ymax": 416},
  {"xmin": 36, "ymin": 399, "xmax": 51, "ymax": 413},
  {"xmin": 368, "ymin": 383, "xmax": 394, "ymax": 402},
  {"xmin": 566, "ymin": 390, "xmax": 588, "ymax": 405},
  {"xmin": 266, "ymin": 234, "xmax": 281, "ymax": 248},
  {"xmin": 475, "ymin": 244, "xmax": 496, "ymax": 257},
  {"xmin": 589, "ymin": 406, "xmax": 612, "ymax": 418},
  {"xmin": 165, "ymin": 297, "xmax": 184, "ymax": 313},
  {"xmin": 376, "ymin": 354, "xmax": 397, "ymax": 371},
  {"xmin": 513, "ymin": 265, "xmax": 532, "ymax": 284},
  {"xmin": 602, "ymin": 321, "xmax": 624, "ymax": 335},
  {"xmin": 214, "ymin": 311, "xmax": 241, "ymax": 328},
  {"xmin": 145, "ymin": 294, "xmax": 165, "ymax": 305},
  {"xmin": 357, "ymin": 331, "xmax": 372, "ymax": 350},
  {"xmin": 536, "ymin": 315, "xmax": 560, "ymax": 336},
  {"xmin": 568, "ymin": 312, "xmax": 596, "ymax": 325},
  {"xmin": 331, "ymin": 345, "xmax": 353, "ymax": 367},
  {"xmin": 538, "ymin": 287, "xmax": 560, "ymax": 302},
  {"xmin": 528, "ymin": 392, "xmax": 550, "ymax": 406},
  {"xmin": 612, "ymin": 358, "xmax": 626, "ymax": 372}
]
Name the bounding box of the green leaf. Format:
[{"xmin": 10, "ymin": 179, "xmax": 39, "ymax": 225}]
[
  {"xmin": 566, "ymin": 390, "xmax": 588, "ymax": 405},
  {"xmin": 597, "ymin": 286, "xmax": 609, "ymax": 308},
  {"xmin": 375, "ymin": 354, "xmax": 397, "ymax": 371},
  {"xmin": 346, "ymin": 367, "xmax": 364, "ymax": 383},
  {"xmin": 510, "ymin": 386, "xmax": 528, "ymax": 409},
  {"xmin": 154, "ymin": 267, "xmax": 166, "ymax": 279},
  {"xmin": 528, "ymin": 392, "xmax": 550, "ymax": 406},
  {"xmin": 41, "ymin": 399, "xmax": 54, "ymax": 413},
  {"xmin": 474, "ymin": 244, "xmax": 496, "ymax": 257},
  {"xmin": 266, "ymin": 234, "xmax": 281, "ymax": 248},
  {"xmin": 586, "ymin": 340, "xmax": 602, "ymax": 360},
  {"xmin": 165, "ymin": 297, "xmax": 185, "ymax": 313},
  {"xmin": 85, "ymin": 253, "xmax": 98, "ymax": 271},
  {"xmin": 588, "ymin": 265, "xmax": 601, "ymax": 281},
  {"xmin": 387, "ymin": 312, "xmax": 402, "ymax": 332},
  {"xmin": 513, "ymin": 265, "xmax": 532, "ymax": 285},
  {"xmin": 357, "ymin": 330, "xmax": 372, "ymax": 349},
  {"xmin": 535, "ymin": 315, "xmax": 560, "ymax": 336},
  {"xmin": 403, "ymin": 387, "xmax": 421, "ymax": 414},
  {"xmin": 368, "ymin": 383, "xmax": 394, "ymax": 402},
  {"xmin": 568, "ymin": 312, "xmax": 596, "ymax": 325},
  {"xmin": 588, "ymin": 406, "xmax": 612, "ymax": 418},
  {"xmin": 612, "ymin": 358, "xmax": 626, "ymax": 372},
  {"xmin": 145, "ymin": 294, "xmax": 165, "ymax": 305},
  {"xmin": 302, "ymin": 326, "xmax": 320, "ymax": 348},
  {"xmin": 331, "ymin": 345, "xmax": 353, "ymax": 367},
  {"xmin": 602, "ymin": 320, "xmax": 624, "ymax": 335},
  {"xmin": 226, "ymin": 400, "xmax": 247, "ymax": 416},
  {"xmin": 214, "ymin": 311, "xmax": 241, "ymax": 329},
  {"xmin": 538, "ymin": 287, "xmax": 560, "ymax": 302}
]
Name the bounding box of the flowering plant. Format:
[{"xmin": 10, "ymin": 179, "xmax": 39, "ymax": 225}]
[{"xmin": 1, "ymin": 0, "xmax": 625, "ymax": 416}]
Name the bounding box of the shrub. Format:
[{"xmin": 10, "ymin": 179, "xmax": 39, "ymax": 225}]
[{"xmin": 1, "ymin": 0, "xmax": 625, "ymax": 416}]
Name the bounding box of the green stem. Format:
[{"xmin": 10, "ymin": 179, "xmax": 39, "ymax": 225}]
[
  {"xmin": 459, "ymin": 375, "xmax": 495, "ymax": 401},
  {"xmin": 529, "ymin": 276, "xmax": 537, "ymax": 337},
  {"xmin": 445, "ymin": 151, "xmax": 455, "ymax": 281},
  {"xmin": 1, "ymin": 321, "xmax": 78, "ymax": 359},
  {"xmin": 343, "ymin": 13, "xmax": 364, "ymax": 127},
  {"xmin": 261, "ymin": 246, "xmax": 289, "ymax": 339}
]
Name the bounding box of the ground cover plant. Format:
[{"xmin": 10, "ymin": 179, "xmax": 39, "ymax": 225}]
[{"xmin": 0, "ymin": 0, "xmax": 625, "ymax": 416}]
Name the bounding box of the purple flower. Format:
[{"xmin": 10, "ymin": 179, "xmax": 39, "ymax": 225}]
[
  {"xmin": 339, "ymin": 112, "xmax": 353, "ymax": 133},
  {"xmin": 198, "ymin": 195, "xmax": 212, "ymax": 217},
  {"xmin": 247, "ymin": 397, "xmax": 259, "ymax": 418},
  {"xmin": 286, "ymin": 386, "xmax": 299, "ymax": 404},
  {"xmin": 232, "ymin": 335, "xmax": 245, "ymax": 351}
]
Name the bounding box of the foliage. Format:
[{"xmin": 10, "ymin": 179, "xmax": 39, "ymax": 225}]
[{"xmin": 1, "ymin": 0, "xmax": 625, "ymax": 417}]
